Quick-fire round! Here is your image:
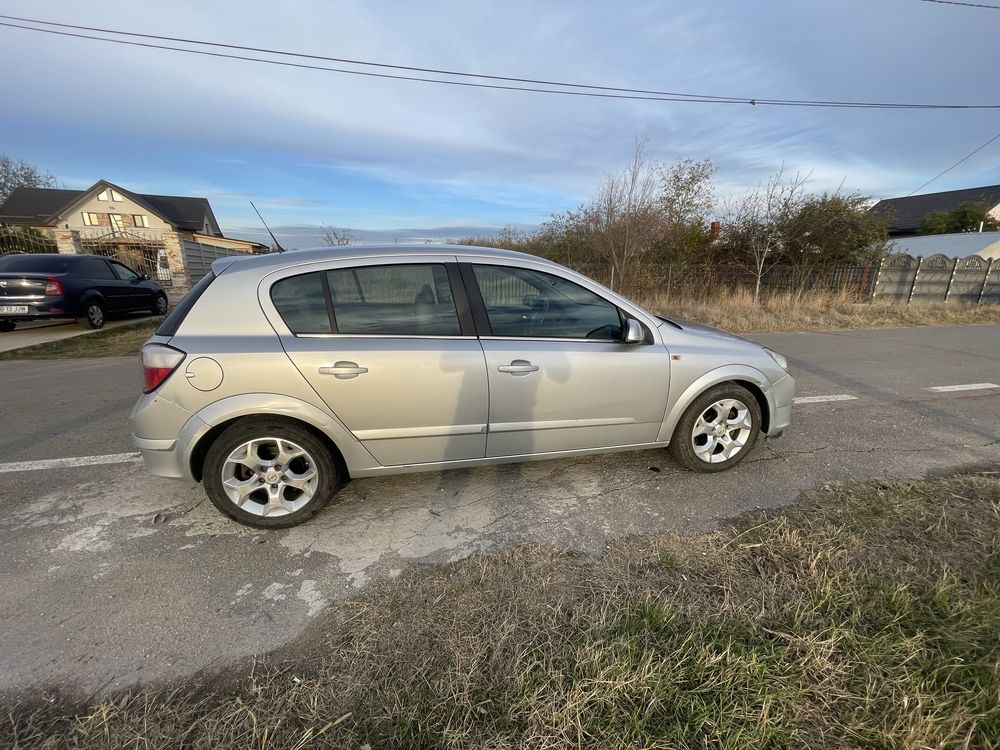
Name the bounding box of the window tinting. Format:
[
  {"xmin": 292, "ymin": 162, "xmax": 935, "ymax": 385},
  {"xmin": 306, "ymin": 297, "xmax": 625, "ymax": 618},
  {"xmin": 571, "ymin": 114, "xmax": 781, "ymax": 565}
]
[
  {"xmin": 472, "ymin": 265, "xmax": 623, "ymax": 340},
  {"xmin": 327, "ymin": 264, "xmax": 460, "ymax": 336},
  {"xmin": 81, "ymin": 257, "xmax": 115, "ymax": 279},
  {"xmin": 110, "ymin": 262, "xmax": 140, "ymax": 281},
  {"xmin": 270, "ymin": 272, "xmax": 333, "ymax": 334},
  {"xmin": 0, "ymin": 255, "xmax": 75, "ymax": 273},
  {"xmin": 156, "ymin": 271, "xmax": 215, "ymax": 336}
]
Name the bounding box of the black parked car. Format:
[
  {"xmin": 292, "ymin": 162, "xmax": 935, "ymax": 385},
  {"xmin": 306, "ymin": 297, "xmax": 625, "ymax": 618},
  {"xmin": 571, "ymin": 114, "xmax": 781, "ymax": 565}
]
[{"xmin": 0, "ymin": 253, "xmax": 168, "ymax": 331}]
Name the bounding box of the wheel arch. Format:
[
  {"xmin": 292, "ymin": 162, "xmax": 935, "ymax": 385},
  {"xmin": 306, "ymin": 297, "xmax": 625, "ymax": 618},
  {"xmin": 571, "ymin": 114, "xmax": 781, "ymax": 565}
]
[
  {"xmin": 658, "ymin": 365, "xmax": 774, "ymax": 443},
  {"xmin": 180, "ymin": 394, "xmax": 379, "ymax": 482}
]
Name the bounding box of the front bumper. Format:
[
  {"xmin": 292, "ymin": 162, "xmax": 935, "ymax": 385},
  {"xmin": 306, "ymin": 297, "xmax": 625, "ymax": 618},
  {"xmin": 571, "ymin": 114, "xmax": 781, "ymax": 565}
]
[{"xmin": 766, "ymin": 372, "xmax": 795, "ymax": 437}]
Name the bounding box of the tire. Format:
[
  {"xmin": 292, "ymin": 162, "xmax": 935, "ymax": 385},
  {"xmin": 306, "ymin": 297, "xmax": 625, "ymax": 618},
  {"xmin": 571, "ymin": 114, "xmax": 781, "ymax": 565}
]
[
  {"xmin": 669, "ymin": 383, "xmax": 761, "ymax": 472},
  {"xmin": 202, "ymin": 418, "xmax": 340, "ymax": 529},
  {"xmin": 78, "ymin": 301, "xmax": 106, "ymax": 329},
  {"xmin": 0, "ymin": 320, "xmax": 16, "ymax": 332},
  {"xmin": 151, "ymin": 293, "xmax": 168, "ymax": 316}
]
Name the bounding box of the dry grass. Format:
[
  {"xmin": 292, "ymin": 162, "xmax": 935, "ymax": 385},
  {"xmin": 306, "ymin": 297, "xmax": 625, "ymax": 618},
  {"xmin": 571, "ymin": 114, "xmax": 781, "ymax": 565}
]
[
  {"xmin": 634, "ymin": 287, "xmax": 1000, "ymax": 333},
  {"xmin": 0, "ymin": 320, "xmax": 158, "ymax": 360},
  {"xmin": 4, "ymin": 474, "xmax": 998, "ymax": 749}
]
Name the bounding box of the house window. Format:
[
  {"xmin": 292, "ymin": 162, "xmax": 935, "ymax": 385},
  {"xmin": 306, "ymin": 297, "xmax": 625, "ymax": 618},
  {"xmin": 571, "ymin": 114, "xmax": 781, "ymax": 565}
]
[
  {"xmin": 97, "ymin": 188, "xmax": 125, "ymax": 202},
  {"xmin": 81, "ymin": 212, "xmax": 100, "ymax": 226},
  {"xmin": 132, "ymin": 214, "xmax": 149, "ymax": 228},
  {"xmin": 109, "ymin": 213, "xmax": 125, "ymax": 231}
]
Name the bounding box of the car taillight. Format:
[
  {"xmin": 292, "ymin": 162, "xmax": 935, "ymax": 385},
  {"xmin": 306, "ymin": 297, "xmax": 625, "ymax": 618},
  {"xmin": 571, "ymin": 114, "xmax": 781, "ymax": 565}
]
[
  {"xmin": 44, "ymin": 276, "xmax": 63, "ymax": 296},
  {"xmin": 141, "ymin": 343, "xmax": 185, "ymax": 393}
]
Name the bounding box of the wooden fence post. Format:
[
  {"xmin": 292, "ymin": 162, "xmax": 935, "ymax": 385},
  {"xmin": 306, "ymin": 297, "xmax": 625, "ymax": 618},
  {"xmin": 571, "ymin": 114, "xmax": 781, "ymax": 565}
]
[
  {"xmin": 978, "ymin": 258, "xmax": 994, "ymax": 306},
  {"xmin": 906, "ymin": 257, "xmax": 923, "ymax": 304},
  {"xmin": 944, "ymin": 257, "xmax": 960, "ymax": 303}
]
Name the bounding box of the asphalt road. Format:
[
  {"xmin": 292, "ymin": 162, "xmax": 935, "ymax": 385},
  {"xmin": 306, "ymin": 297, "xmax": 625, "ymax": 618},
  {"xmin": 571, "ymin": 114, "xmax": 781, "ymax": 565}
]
[{"xmin": 1, "ymin": 324, "xmax": 998, "ymax": 697}]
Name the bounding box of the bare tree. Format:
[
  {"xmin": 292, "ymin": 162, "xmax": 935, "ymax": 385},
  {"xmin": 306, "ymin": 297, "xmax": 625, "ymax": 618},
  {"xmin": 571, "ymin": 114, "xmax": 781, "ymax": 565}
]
[
  {"xmin": 0, "ymin": 155, "xmax": 56, "ymax": 204},
  {"xmin": 322, "ymin": 225, "xmax": 353, "ymax": 246},
  {"xmin": 722, "ymin": 166, "xmax": 809, "ymax": 303},
  {"xmin": 576, "ymin": 138, "xmax": 662, "ymax": 290}
]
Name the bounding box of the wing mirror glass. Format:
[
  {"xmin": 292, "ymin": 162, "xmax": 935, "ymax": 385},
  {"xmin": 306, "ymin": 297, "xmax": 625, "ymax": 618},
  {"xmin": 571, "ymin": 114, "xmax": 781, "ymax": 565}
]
[{"xmin": 624, "ymin": 318, "xmax": 644, "ymax": 344}]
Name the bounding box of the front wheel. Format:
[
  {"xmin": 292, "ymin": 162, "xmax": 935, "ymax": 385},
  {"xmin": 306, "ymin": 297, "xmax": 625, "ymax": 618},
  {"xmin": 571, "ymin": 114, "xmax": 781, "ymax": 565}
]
[
  {"xmin": 202, "ymin": 419, "xmax": 341, "ymax": 528},
  {"xmin": 78, "ymin": 301, "xmax": 106, "ymax": 329},
  {"xmin": 669, "ymin": 384, "xmax": 761, "ymax": 472}
]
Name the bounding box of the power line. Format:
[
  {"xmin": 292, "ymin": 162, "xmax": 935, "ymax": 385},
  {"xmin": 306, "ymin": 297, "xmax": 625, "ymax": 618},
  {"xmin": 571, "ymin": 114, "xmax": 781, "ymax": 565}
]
[
  {"xmin": 917, "ymin": 0, "xmax": 1000, "ymax": 9},
  {"xmin": 2, "ymin": 15, "xmax": 999, "ymax": 111},
  {"xmin": 907, "ymin": 131, "xmax": 1000, "ymax": 195}
]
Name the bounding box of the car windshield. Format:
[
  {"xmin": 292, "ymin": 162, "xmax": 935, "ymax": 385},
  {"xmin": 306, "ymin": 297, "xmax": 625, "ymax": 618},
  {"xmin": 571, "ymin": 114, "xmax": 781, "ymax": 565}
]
[{"xmin": 0, "ymin": 254, "xmax": 75, "ymax": 273}]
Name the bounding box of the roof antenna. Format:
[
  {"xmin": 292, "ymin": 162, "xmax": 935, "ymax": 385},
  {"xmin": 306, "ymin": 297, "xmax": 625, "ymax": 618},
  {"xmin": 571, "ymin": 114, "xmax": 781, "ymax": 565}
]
[{"xmin": 250, "ymin": 200, "xmax": 285, "ymax": 252}]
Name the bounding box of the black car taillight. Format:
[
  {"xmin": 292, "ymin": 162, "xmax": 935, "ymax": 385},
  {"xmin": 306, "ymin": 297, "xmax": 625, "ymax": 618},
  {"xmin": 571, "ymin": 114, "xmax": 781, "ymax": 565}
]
[{"xmin": 44, "ymin": 276, "xmax": 63, "ymax": 296}]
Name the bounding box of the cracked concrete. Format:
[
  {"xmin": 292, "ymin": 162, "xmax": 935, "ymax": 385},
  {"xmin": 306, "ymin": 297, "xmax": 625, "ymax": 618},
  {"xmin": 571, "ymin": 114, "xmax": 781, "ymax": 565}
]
[{"xmin": 1, "ymin": 324, "xmax": 998, "ymax": 696}]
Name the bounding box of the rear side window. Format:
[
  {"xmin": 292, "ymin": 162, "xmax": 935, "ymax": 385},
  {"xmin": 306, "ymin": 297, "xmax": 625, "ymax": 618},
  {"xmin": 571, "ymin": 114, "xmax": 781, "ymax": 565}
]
[
  {"xmin": 80, "ymin": 257, "xmax": 116, "ymax": 280},
  {"xmin": 270, "ymin": 272, "xmax": 332, "ymax": 334},
  {"xmin": 329, "ymin": 264, "xmax": 459, "ymax": 336},
  {"xmin": 0, "ymin": 254, "xmax": 75, "ymax": 273},
  {"xmin": 156, "ymin": 272, "xmax": 215, "ymax": 336},
  {"xmin": 270, "ymin": 264, "xmax": 461, "ymax": 336}
]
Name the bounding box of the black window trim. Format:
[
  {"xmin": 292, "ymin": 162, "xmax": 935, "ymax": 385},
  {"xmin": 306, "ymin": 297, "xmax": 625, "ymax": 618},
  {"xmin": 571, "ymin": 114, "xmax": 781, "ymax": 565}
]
[{"xmin": 461, "ymin": 261, "xmax": 633, "ymax": 343}]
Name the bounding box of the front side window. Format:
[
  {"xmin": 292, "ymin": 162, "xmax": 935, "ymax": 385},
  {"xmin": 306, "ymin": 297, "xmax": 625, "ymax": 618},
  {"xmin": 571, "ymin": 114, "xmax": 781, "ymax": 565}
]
[
  {"xmin": 472, "ymin": 265, "xmax": 623, "ymax": 340},
  {"xmin": 110, "ymin": 261, "xmax": 140, "ymax": 281},
  {"xmin": 328, "ymin": 264, "xmax": 460, "ymax": 335}
]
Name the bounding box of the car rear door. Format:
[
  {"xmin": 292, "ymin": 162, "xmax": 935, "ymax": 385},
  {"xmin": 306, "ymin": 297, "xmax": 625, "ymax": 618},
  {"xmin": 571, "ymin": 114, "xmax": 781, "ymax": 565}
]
[
  {"xmin": 266, "ymin": 258, "xmax": 489, "ymax": 467},
  {"xmin": 464, "ymin": 261, "xmax": 671, "ymax": 458},
  {"xmin": 78, "ymin": 257, "xmax": 126, "ymax": 312}
]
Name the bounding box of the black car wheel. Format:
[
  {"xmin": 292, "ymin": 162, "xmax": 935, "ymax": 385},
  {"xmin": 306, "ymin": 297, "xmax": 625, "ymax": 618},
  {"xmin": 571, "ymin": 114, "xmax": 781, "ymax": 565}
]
[
  {"xmin": 0, "ymin": 320, "xmax": 16, "ymax": 333},
  {"xmin": 79, "ymin": 301, "xmax": 106, "ymax": 329},
  {"xmin": 151, "ymin": 293, "xmax": 168, "ymax": 316}
]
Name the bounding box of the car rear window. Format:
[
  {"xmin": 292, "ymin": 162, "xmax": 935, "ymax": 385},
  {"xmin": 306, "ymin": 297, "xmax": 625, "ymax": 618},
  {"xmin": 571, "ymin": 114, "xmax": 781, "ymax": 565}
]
[
  {"xmin": 0, "ymin": 254, "xmax": 75, "ymax": 273},
  {"xmin": 156, "ymin": 272, "xmax": 215, "ymax": 336}
]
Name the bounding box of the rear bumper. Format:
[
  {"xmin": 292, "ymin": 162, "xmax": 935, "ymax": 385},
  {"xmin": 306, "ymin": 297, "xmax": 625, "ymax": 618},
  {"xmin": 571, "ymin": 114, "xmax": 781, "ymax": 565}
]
[{"xmin": 132, "ymin": 434, "xmax": 187, "ymax": 479}]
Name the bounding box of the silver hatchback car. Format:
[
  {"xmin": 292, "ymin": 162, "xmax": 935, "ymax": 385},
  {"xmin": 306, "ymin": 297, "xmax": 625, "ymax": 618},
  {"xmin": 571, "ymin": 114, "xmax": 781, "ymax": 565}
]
[{"xmin": 130, "ymin": 245, "xmax": 794, "ymax": 528}]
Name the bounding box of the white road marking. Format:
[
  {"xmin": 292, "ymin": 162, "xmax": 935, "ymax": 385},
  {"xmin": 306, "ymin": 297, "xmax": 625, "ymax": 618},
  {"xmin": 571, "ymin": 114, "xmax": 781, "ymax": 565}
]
[
  {"xmin": 0, "ymin": 452, "xmax": 141, "ymax": 473},
  {"xmin": 926, "ymin": 383, "xmax": 1000, "ymax": 393},
  {"xmin": 793, "ymin": 395, "xmax": 858, "ymax": 404}
]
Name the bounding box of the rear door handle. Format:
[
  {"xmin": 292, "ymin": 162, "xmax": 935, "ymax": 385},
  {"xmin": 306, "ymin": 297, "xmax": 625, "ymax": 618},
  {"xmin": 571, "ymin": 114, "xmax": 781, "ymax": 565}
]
[
  {"xmin": 498, "ymin": 359, "xmax": 539, "ymax": 375},
  {"xmin": 319, "ymin": 361, "xmax": 368, "ymax": 379}
]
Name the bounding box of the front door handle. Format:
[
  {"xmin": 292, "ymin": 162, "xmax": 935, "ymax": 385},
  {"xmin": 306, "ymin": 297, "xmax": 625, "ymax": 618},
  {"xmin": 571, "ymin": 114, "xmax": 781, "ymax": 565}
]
[
  {"xmin": 319, "ymin": 361, "xmax": 368, "ymax": 379},
  {"xmin": 498, "ymin": 359, "xmax": 539, "ymax": 375}
]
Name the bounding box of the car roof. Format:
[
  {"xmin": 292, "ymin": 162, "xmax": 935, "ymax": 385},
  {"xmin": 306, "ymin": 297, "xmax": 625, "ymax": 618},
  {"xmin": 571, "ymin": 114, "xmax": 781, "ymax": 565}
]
[{"xmin": 211, "ymin": 243, "xmax": 553, "ymax": 276}]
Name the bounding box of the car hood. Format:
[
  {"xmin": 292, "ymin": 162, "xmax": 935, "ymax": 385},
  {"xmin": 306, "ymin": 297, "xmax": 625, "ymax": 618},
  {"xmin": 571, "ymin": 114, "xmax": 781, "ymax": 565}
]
[{"xmin": 656, "ymin": 315, "xmax": 753, "ymax": 345}]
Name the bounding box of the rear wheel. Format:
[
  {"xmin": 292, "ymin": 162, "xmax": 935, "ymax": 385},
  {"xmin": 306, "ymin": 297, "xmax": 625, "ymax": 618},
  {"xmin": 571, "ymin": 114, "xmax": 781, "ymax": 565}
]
[
  {"xmin": 151, "ymin": 293, "xmax": 168, "ymax": 316},
  {"xmin": 0, "ymin": 320, "xmax": 16, "ymax": 332},
  {"xmin": 78, "ymin": 301, "xmax": 106, "ymax": 329},
  {"xmin": 669, "ymin": 383, "xmax": 761, "ymax": 472},
  {"xmin": 203, "ymin": 419, "xmax": 340, "ymax": 528}
]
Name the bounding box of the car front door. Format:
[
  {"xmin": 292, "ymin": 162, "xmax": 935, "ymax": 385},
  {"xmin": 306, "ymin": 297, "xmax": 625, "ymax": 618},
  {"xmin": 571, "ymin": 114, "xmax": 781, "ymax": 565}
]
[
  {"xmin": 269, "ymin": 259, "xmax": 489, "ymax": 467},
  {"xmin": 465, "ymin": 262, "xmax": 671, "ymax": 458},
  {"xmin": 108, "ymin": 260, "xmax": 150, "ymax": 310}
]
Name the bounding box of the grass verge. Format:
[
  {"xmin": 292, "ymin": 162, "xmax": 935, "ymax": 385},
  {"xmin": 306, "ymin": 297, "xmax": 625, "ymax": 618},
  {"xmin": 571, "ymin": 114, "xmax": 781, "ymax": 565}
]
[
  {"xmin": 0, "ymin": 320, "xmax": 158, "ymax": 360},
  {"xmin": 4, "ymin": 473, "xmax": 998, "ymax": 749},
  {"xmin": 636, "ymin": 287, "xmax": 1000, "ymax": 333}
]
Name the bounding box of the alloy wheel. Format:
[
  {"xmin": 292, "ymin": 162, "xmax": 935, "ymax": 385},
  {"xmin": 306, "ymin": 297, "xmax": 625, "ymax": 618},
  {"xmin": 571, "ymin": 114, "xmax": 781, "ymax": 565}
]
[
  {"xmin": 690, "ymin": 398, "xmax": 754, "ymax": 464},
  {"xmin": 220, "ymin": 437, "xmax": 319, "ymax": 517}
]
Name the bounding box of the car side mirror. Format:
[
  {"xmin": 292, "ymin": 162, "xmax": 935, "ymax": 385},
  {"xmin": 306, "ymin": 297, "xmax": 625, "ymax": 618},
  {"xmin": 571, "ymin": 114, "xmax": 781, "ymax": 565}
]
[{"xmin": 624, "ymin": 318, "xmax": 644, "ymax": 344}]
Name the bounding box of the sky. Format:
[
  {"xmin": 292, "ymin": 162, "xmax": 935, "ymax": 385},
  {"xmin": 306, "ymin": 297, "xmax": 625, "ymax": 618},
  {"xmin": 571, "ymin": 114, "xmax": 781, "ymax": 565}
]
[{"xmin": 1, "ymin": 0, "xmax": 998, "ymax": 246}]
